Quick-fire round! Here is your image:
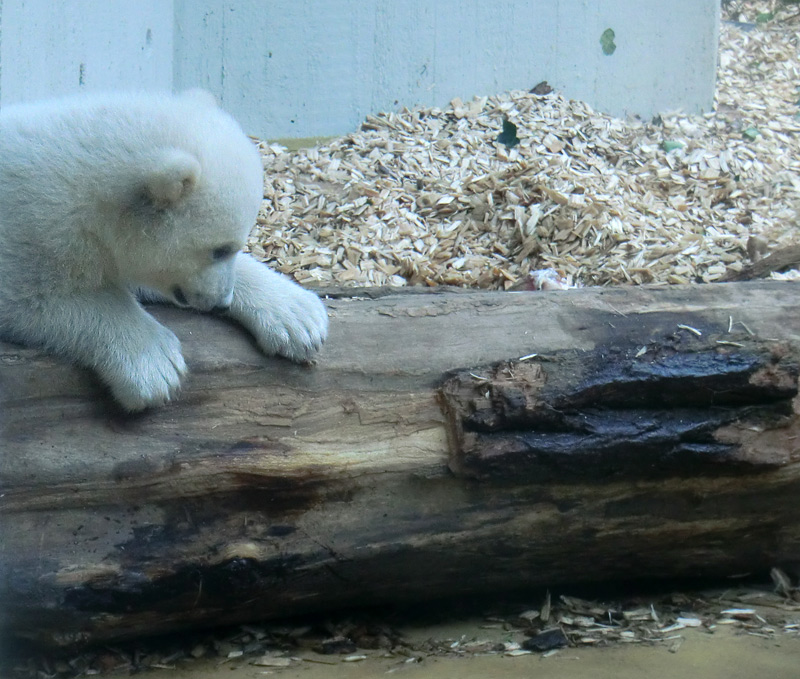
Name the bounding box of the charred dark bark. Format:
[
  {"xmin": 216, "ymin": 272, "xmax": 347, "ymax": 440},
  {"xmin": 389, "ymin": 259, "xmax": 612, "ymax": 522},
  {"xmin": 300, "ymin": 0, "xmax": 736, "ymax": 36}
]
[{"xmin": 442, "ymin": 339, "xmax": 798, "ymax": 481}]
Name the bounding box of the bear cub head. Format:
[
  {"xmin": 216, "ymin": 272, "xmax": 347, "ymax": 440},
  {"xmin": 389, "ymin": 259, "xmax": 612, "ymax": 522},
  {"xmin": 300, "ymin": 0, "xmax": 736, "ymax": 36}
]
[{"xmin": 107, "ymin": 91, "xmax": 264, "ymax": 312}]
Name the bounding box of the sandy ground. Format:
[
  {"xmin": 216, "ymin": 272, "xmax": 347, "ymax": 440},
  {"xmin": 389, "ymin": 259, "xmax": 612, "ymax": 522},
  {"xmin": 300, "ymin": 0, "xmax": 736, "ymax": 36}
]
[
  {"xmin": 7, "ymin": 584, "xmax": 799, "ymax": 678},
  {"xmin": 120, "ymin": 622, "xmax": 800, "ymax": 679}
]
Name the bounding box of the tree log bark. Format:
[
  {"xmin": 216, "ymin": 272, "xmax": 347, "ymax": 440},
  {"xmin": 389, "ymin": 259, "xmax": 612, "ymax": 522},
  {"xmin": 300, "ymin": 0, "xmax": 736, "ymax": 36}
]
[{"xmin": 2, "ymin": 281, "xmax": 800, "ymax": 648}]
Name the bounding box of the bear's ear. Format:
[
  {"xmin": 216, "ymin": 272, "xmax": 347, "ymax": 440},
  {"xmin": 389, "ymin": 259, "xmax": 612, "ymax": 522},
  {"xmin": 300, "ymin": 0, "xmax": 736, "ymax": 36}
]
[{"xmin": 144, "ymin": 149, "xmax": 201, "ymax": 210}]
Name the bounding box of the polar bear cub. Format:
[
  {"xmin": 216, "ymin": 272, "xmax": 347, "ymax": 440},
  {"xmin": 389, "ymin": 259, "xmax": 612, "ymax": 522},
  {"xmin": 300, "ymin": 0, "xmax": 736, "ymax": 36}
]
[{"xmin": 0, "ymin": 90, "xmax": 328, "ymax": 411}]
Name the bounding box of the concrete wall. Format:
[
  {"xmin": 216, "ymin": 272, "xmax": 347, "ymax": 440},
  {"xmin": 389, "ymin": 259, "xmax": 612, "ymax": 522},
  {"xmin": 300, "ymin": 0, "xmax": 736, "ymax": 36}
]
[
  {"xmin": 0, "ymin": 0, "xmax": 173, "ymax": 102},
  {"xmin": 0, "ymin": 0, "xmax": 720, "ymax": 139},
  {"xmin": 173, "ymin": 0, "xmax": 720, "ymax": 139}
]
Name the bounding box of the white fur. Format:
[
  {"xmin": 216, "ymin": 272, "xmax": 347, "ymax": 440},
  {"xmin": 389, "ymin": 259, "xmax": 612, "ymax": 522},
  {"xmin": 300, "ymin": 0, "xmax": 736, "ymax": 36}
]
[{"xmin": 0, "ymin": 91, "xmax": 328, "ymax": 411}]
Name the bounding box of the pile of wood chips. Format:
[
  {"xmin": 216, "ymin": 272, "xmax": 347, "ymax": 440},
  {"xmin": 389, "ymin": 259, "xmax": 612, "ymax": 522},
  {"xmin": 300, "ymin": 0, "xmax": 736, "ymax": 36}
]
[{"xmin": 252, "ymin": 5, "xmax": 800, "ymax": 290}]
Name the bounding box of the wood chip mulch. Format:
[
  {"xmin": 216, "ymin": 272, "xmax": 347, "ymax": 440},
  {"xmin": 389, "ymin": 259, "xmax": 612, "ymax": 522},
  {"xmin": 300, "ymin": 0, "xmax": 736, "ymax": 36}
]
[{"xmin": 251, "ymin": 2, "xmax": 800, "ymax": 291}]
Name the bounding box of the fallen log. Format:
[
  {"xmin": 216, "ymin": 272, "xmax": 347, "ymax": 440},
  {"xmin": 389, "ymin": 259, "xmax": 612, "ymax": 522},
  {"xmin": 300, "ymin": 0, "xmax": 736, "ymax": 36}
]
[{"xmin": 2, "ymin": 281, "xmax": 800, "ymax": 648}]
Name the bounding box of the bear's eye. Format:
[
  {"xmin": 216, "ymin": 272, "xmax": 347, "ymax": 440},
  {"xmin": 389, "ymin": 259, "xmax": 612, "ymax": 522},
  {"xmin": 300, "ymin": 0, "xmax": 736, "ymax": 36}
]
[{"xmin": 211, "ymin": 245, "xmax": 235, "ymax": 261}]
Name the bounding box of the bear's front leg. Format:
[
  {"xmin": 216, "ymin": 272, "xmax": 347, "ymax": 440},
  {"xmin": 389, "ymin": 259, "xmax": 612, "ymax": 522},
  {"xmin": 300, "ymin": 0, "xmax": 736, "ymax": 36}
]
[
  {"xmin": 227, "ymin": 253, "xmax": 328, "ymax": 362},
  {"xmin": 4, "ymin": 290, "xmax": 186, "ymax": 411}
]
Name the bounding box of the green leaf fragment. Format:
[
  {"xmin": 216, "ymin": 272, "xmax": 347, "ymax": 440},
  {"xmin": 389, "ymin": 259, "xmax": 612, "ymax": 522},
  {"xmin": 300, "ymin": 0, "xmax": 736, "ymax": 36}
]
[
  {"xmin": 600, "ymin": 28, "xmax": 616, "ymax": 55},
  {"xmin": 497, "ymin": 119, "xmax": 520, "ymax": 148},
  {"xmin": 742, "ymin": 126, "xmax": 760, "ymax": 141},
  {"xmin": 756, "ymin": 12, "xmax": 774, "ymax": 23},
  {"xmin": 661, "ymin": 140, "xmax": 683, "ymax": 152}
]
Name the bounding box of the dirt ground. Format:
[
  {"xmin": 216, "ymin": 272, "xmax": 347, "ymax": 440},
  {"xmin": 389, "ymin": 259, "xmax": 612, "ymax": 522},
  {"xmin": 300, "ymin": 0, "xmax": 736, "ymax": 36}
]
[
  {"xmin": 6, "ymin": 582, "xmax": 800, "ymax": 678},
  {"xmin": 37, "ymin": 616, "xmax": 798, "ymax": 679},
  {"xmin": 154, "ymin": 635, "xmax": 798, "ymax": 679}
]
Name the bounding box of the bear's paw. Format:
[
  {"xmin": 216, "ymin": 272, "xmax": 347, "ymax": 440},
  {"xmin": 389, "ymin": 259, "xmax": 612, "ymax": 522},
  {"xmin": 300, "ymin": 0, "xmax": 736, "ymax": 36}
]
[
  {"xmin": 103, "ymin": 323, "xmax": 187, "ymax": 411},
  {"xmin": 248, "ymin": 285, "xmax": 329, "ymax": 363}
]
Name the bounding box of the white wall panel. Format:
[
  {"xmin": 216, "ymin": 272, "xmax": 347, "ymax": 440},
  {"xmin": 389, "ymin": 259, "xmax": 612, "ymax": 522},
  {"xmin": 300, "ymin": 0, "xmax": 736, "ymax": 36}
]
[
  {"xmin": 0, "ymin": 0, "xmax": 173, "ymax": 103},
  {"xmin": 0, "ymin": 1, "xmax": 719, "ymax": 139}
]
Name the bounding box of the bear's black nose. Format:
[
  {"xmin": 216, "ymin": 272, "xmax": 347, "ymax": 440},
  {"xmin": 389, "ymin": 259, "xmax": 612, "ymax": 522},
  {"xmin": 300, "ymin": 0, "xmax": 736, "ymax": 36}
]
[{"xmin": 172, "ymin": 287, "xmax": 189, "ymax": 306}]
